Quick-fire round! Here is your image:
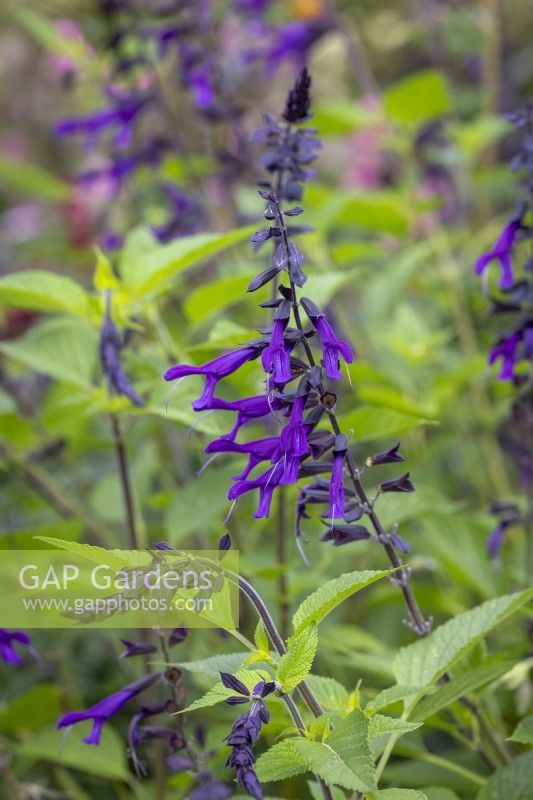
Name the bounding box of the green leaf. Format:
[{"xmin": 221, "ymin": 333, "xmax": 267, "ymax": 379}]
[
  {"xmin": 0, "ymin": 685, "xmax": 61, "ymax": 732},
  {"xmin": 174, "ymin": 652, "xmax": 247, "ymax": 678},
  {"xmin": 16, "ymin": 723, "xmax": 130, "ymax": 781},
  {"xmin": 119, "ymin": 225, "xmax": 254, "ymax": 297},
  {"xmin": 383, "ymin": 70, "xmax": 451, "ymax": 126},
  {"xmin": 254, "ymin": 620, "xmax": 270, "ymax": 653},
  {"xmin": 368, "ymin": 714, "xmax": 422, "ymax": 741},
  {"xmin": 410, "ymin": 659, "xmax": 514, "ymax": 722},
  {"xmin": 0, "ymin": 271, "xmax": 89, "ymax": 316},
  {"xmin": 163, "ymin": 465, "xmax": 237, "ymax": 542},
  {"xmin": 304, "ymin": 675, "xmax": 349, "ymax": 712},
  {"xmin": 292, "ymin": 569, "xmax": 391, "ymax": 634},
  {"xmin": 334, "ymin": 192, "xmax": 410, "ymax": 236},
  {"xmin": 375, "ymin": 791, "xmax": 428, "ymax": 800},
  {"xmin": 423, "ymin": 790, "xmax": 460, "ymax": 800},
  {"xmin": 337, "ymin": 405, "xmax": 435, "ymax": 442},
  {"xmin": 0, "ymin": 157, "xmax": 70, "ymax": 201},
  {"xmin": 422, "ymin": 789, "xmax": 460, "ymax": 800},
  {"xmin": 293, "ymin": 708, "xmax": 376, "ymax": 793},
  {"xmin": 35, "ymin": 537, "xmax": 147, "ymax": 571},
  {"xmin": 312, "ymin": 102, "xmax": 381, "ymax": 136},
  {"xmin": 476, "ymin": 752, "xmax": 533, "ymax": 800},
  {"xmin": 326, "ymin": 709, "xmax": 376, "ymax": 790},
  {"xmin": 182, "ymin": 670, "xmax": 266, "ymax": 712},
  {"xmin": 0, "ymin": 317, "xmax": 98, "ymax": 389},
  {"xmin": 394, "ymin": 590, "xmax": 533, "ymax": 710},
  {"xmin": 366, "ymin": 685, "xmax": 429, "ymax": 713},
  {"xmin": 94, "ymin": 247, "xmax": 119, "ymax": 291},
  {"xmin": 277, "ymin": 624, "xmax": 318, "ymax": 693},
  {"xmin": 255, "ymin": 739, "xmax": 308, "ymax": 783},
  {"xmin": 308, "ymin": 782, "xmax": 347, "ymax": 800},
  {"xmin": 184, "ymin": 273, "xmax": 252, "ymax": 324},
  {"xmin": 509, "ymin": 716, "xmax": 533, "ymax": 745}
]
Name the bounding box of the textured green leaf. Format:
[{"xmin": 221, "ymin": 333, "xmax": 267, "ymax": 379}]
[
  {"xmin": 366, "ymin": 685, "xmax": 429, "ymax": 713},
  {"xmin": 410, "ymin": 659, "xmax": 514, "ymax": 722},
  {"xmin": 36, "ymin": 537, "xmax": 149, "ymax": 570},
  {"xmin": 254, "ymin": 620, "xmax": 270, "ymax": 653},
  {"xmin": 0, "ymin": 271, "xmax": 89, "ymax": 316},
  {"xmin": 509, "ymin": 716, "xmax": 533, "ymax": 745},
  {"xmin": 325, "ymin": 708, "xmax": 376, "ymax": 791},
  {"xmin": 368, "ymin": 714, "xmax": 422, "ymax": 741},
  {"xmin": 394, "ymin": 590, "xmax": 533, "ymax": 710},
  {"xmin": 119, "ymin": 225, "xmax": 254, "ymax": 297},
  {"xmin": 277, "ymin": 624, "xmax": 318, "ymax": 693},
  {"xmin": 255, "ymin": 739, "xmax": 308, "ymax": 783},
  {"xmin": 182, "ymin": 670, "xmax": 266, "ymax": 712},
  {"xmin": 174, "ymin": 652, "xmax": 247, "ymax": 678},
  {"xmin": 476, "ymin": 752, "xmax": 533, "ymax": 800},
  {"xmin": 383, "ymin": 70, "xmax": 451, "ymax": 126},
  {"xmin": 305, "ymin": 675, "xmax": 349, "ymax": 712},
  {"xmin": 292, "ymin": 569, "xmax": 390, "ymax": 634},
  {"xmin": 16, "ymin": 723, "xmax": 130, "ymax": 781},
  {"xmin": 0, "ymin": 318, "xmax": 98, "ymax": 389}
]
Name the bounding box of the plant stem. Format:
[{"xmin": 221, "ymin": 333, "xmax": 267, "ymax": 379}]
[
  {"xmin": 276, "ymin": 486, "xmax": 290, "ymax": 641},
  {"xmin": 110, "ymin": 413, "xmax": 140, "ymax": 550},
  {"xmin": 237, "ymin": 575, "xmax": 325, "ymax": 719},
  {"xmin": 280, "ymin": 694, "xmax": 334, "ymax": 800}
]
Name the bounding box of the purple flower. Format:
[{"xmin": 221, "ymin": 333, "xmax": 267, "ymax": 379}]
[
  {"xmin": 164, "ymin": 346, "xmax": 262, "ymax": 411},
  {"xmin": 261, "ymin": 301, "xmax": 292, "ymax": 385},
  {"xmin": 205, "ymin": 437, "xmax": 281, "ymax": 480},
  {"xmin": 279, "ymin": 395, "xmax": 309, "ymax": 483},
  {"xmin": 57, "ymin": 672, "xmax": 161, "ymax": 745},
  {"xmin": 475, "ymin": 211, "xmax": 524, "ymax": 290},
  {"xmin": 100, "ymin": 295, "xmax": 144, "ymax": 407},
  {"xmin": 487, "ymin": 519, "xmax": 516, "ymax": 560},
  {"xmin": 0, "ymin": 629, "xmax": 31, "ymax": 665},
  {"xmin": 320, "ymin": 523, "xmax": 371, "ymax": 547},
  {"xmin": 55, "ymin": 95, "xmax": 152, "ymax": 150},
  {"xmin": 207, "ymin": 395, "xmax": 281, "ymax": 441},
  {"xmin": 379, "ymin": 473, "xmax": 416, "ymax": 493},
  {"xmin": 266, "ymin": 19, "xmax": 333, "ymax": 71},
  {"xmin": 228, "ymin": 460, "xmax": 284, "ymax": 518},
  {"xmin": 366, "ymin": 443, "xmax": 404, "ymax": 467},
  {"xmin": 488, "ymin": 328, "xmax": 524, "ymax": 381},
  {"xmin": 119, "ymin": 640, "xmax": 157, "ymax": 659},
  {"xmin": 152, "ymin": 184, "xmax": 203, "ymax": 242},
  {"xmin": 328, "ymin": 438, "xmax": 347, "ymax": 519},
  {"xmin": 301, "ymin": 298, "xmax": 354, "ymax": 380}
]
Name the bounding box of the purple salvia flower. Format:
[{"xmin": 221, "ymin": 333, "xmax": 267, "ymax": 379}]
[
  {"xmin": 205, "ymin": 437, "xmax": 281, "ymax": 480},
  {"xmin": 168, "ymin": 628, "xmax": 188, "ymax": 646},
  {"xmin": 366, "ymin": 443, "xmax": 404, "ymax": 467},
  {"xmin": 206, "ymin": 395, "xmax": 282, "ymax": 441},
  {"xmin": 379, "ymin": 473, "xmax": 416, "ymax": 493},
  {"xmin": 119, "ymin": 639, "xmax": 158, "ymax": 659},
  {"xmin": 164, "ymin": 346, "xmax": 263, "ymax": 411},
  {"xmin": 228, "ymin": 460, "xmax": 284, "ymax": 518},
  {"xmin": 328, "ymin": 436, "xmax": 347, "ymax": 519},
  {"xmin": 0, "ymin": 629, "xmax": 32, "ymax": 665},
  {"xmin": 279, "ymin": 394, "xmax": 309, "ymax": 483},
  {"xmin": 300, "ymin": 298, "xmax": 354, "ymax": 380},
  {"xmin": 475, "ymin": 207, "xmax": 525, "ymax": 289},
  {"xmin": 261, "ymin": 300, "xmax": 292, "ymax": 385},
  {"xmin": 55, "ymin": 95, "xmax": 153, "ymax": 150},
  {"xmin": 320, "ymin": 523, "xmax": 371, "ymax": 547},
  {"xmin": 488, "ymin": 327, "xmax": 527, "ymax": 381},
  {"xmin": 57, "ymin": 672, "xmax": 161, "ymax": 745},
  {"xmin": 265, "ymin": 19, "xmax": 333, "ymax": 71}
]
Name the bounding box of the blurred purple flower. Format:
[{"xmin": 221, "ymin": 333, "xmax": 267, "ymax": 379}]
[
  {"xmin": 57, "ymin": 672, "xmax": 161, "ymax": 745},
  {"xmin": 475, "ymin": 209, "xmax": 525, "ymax": 290},
  {"xmin": 0, "ymin": 629, "xmax": 32, "ymax": 665},
  {"xmin": 55, "ymin": 95, "xmax": 153, "ymax": 150},
  {"xmin": 265, "ymin": 18, "xmax": 333, "ymax": 71}
]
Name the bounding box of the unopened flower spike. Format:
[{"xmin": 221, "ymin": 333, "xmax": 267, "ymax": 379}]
[{"xmin": 100, "ymin": 291, "xmax": 144, "ymax": 407}]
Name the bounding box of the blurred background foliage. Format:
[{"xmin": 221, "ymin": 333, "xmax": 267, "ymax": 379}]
[{"xmin": 0, "ymin": 1, "xmax": 532, "ymax": 799}]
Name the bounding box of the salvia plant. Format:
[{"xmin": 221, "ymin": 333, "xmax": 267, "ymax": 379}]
[
  {"xmin": 476, "ymin": 105, "xmax": 533, "ymax": 564},
  {"xmin": 1, "ymin": 4, "xmax": 533, "ymax": 800}
]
